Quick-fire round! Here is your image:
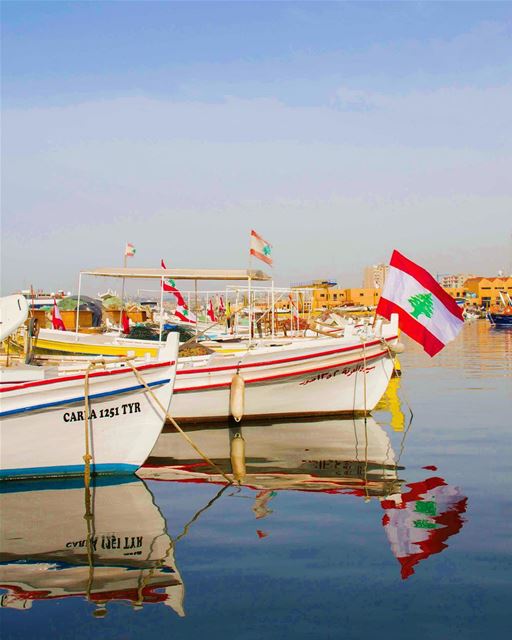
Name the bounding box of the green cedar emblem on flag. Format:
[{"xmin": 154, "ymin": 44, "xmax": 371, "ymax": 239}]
[
  {"xmin": 408, "ymin": 293, "xmax": 434, "ymax": 319},
  {"xmin": 263, "ymin": 244, "xmax": 271, "ymax": 257}
]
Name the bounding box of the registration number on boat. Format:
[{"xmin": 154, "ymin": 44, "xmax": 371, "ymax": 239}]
[{"xmin": 63, "ymin": 402, "xmax": 141, "ymax": 422}]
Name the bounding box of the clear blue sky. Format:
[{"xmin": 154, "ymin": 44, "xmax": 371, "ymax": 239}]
[{"xmin": 2, "ymin": 1, "xmax": 511, "ymax": 292}]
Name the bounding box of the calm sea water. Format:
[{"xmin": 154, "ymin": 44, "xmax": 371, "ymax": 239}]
[{"xmin": 1, "ymin": 321, "xmax": 511, "ymax": 639}]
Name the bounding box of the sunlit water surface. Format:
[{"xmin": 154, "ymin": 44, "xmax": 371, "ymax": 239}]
[{"xmin": 1, "ymin": 321, "xmax": 510, "ymax": 639}]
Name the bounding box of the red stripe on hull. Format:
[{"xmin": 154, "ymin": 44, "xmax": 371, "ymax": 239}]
[
  {"xmin": 175, "ymin": 349, "xmax": 388, "ymax": 392},
  {"xmin": 178, "ymin": 336, "xmax": 397, "ymax": 375},
  {"xmin": 376, "ymin": 298, "xmax": 444, "ymax": 356},
  {"xmin": 389, "ymin": 250, "xmax": 463, "ymax": 321},
  {"xmin": 0, "ymin": 360, "xmax": 174, "ymax": 393}
]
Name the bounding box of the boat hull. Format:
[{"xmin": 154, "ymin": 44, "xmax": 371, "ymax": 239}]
[
  {"xmin": 0, "ymin": 337, "xmax": 179, "ymax": 480},
  {"xmin": 488, "ymin": 313, "xmax": 512, "ymax": 326},
  {"xmin": 171, "ymin": 335, "xmax": 396, "ymax": 421}
]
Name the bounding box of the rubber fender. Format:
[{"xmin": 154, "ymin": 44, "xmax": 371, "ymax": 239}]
[
  {"xmin": 230, "ymin": 373, "xmax": 245, "ymax": 422},
  {"xmin": 230, "ymin": 432, "xmax": 246, "ymax": 482},
  {"xmin": 388, "ymin": 341, "xmax": 405, "ymax": 355}
]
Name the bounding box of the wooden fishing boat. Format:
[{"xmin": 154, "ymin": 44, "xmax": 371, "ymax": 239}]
[
  {"xmin": 0, "ymin": 333, "xmax": 179, "ymax": 479},
  {"xmin": 170, "ymin": 321, "xmax": 399, "ymax": 421},
  {"xmin": 0, "ymin": 477, "xmax": 184, "ymax": 615}
]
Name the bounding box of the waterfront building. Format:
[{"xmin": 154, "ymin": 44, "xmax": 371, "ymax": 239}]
[
  {"xmin": 463, "ymin": 276, "xmax": 512, "ymax": 307},
  {"xmin": 363, "ymin": 264, "xmax": 389, "ymax": 289},
  {"xmin": 439, "ymin": 274, "xmax": 476, "ymax": 289}
]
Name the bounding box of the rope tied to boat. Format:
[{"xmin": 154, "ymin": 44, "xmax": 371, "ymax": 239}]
[{"xmin": 125, "ymin": 361, "xmax": 234, "ymax": 485}]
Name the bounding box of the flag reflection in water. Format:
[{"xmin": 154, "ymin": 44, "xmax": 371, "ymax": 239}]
[{"xmin": 380, "ymin": 476, "xmax": 467, "ymax": 579}]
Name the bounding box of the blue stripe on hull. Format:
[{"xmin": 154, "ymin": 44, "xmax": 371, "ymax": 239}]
[
  {"xmin": 0, "ymin": 463, "xmax": 138, "ymax": 481},
  {"xmin": 0, "ymin": 378, "xmax": 170, "ymax": 418}
]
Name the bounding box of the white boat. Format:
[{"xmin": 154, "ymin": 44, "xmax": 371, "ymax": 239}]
[
  {"xmin": 0, "ymin": 332, "xmax": 179, "ymax": 479},
  {"xmin": 24, "ymin": 318, "xmax": 399, "ymax": 421},
  {"xmin": 0, "ymin": 477, "xmax": 185, "ymax": 615},
  {"xmin": 171, "ymin": 318, "xmax": 399, "ymax": 421},
  {"xmin": 0, "ymin": 294, "xmax": 29, "ymax": 342}
]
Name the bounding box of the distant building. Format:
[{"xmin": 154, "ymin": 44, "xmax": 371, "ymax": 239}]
[
  {"xmin": 463, "ymin": 277, "xmax": 512, "ymax": 307},
  {"xmin": 439, "ymin": 274, "xmax": 476, "ymax": 289},
  {"xmin": 363, "ymin": 264, "xmax": 389, "ymax": 289}
]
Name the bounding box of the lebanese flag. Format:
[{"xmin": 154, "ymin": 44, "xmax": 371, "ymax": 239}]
[
  {"xmin": 125, "ymin": 242, "xmax": 136, "ymax": 257},
  {"xmin": 160, "ymin": 259, "xmax": 186, "ymax": 306},
  {"xmin": 376, "ymin": 250, "xmax": 464, "ymax": 357},
  {"xmin": 250, "ymin": 230, "xmax": 273, "ymax": 266},
  {"xmin": 207, "ymin": 299, "xmax": 217, "ymax": 322},
  {"xmin": 175, "ymin": 304, "xmax": 196, "ymax": 324},
  {"xmin": 51, "ymin": 299, "xmax": 66, "ymax": 331}
]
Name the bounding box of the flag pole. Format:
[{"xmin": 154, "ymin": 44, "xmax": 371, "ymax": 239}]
[
  {"xmin": 248, "ymin": 253, "xmax": 253, "ymax": 346},
  {"xmin": 120, "ymin": 243, "xmax": 127, "ymax": 336},
  {"xmin": 158, "ymin": 276, "xmax": 164, "ymax": 342}
]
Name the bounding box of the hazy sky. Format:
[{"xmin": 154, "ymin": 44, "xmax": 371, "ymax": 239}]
[{"xmin": 2, "ymin": 1, "xmax": 511, "ymax": 294}]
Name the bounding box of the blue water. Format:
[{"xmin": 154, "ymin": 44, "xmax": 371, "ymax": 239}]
[{"xmin": 1, "ymin": 321, "xmax": 510, "ymax": 639}]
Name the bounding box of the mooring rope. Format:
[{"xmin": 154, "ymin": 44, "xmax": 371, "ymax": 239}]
[{"xmin": 80, "ymin": 355, "xmax": 234, "ymax": 485}]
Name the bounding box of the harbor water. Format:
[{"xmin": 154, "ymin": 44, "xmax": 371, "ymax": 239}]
[{"xmin": 1, "ymin": 321, "xmax": 510, "ymax": 639}]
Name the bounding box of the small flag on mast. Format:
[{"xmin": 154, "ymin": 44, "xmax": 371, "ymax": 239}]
[
  {"xmin": 51, "ymin": 299, "xmax": 66, "ymax": 331},
  {"xmin": 207, "ymin": 299, "xmax": 217, "ymax": 323},
  {"xmin": 125, "ymin": 243, "xmax": 136, "ymax": 257},
  {"xmin": 376, "ymin": 250, "xmax": 464, "ymax": 356},
  {"xmin": 161, "ymin": 259, "xmax": 196, "ymax": 323},
  {"xmin": 250, "ymin": 230, "xmax": 273, "ymax": 266}
]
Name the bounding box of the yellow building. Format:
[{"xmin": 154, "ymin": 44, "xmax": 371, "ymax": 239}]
[{"xmin": 463, "ymin": 277, "xmax": 512, "ymax": 307}]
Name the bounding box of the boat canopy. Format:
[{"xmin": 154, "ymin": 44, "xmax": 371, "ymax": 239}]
[{"xmin": 81, "ymin": 267, "xmax": 272, "ymax": 281}]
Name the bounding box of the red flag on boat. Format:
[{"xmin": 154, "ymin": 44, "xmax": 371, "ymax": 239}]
[
  {"xmin": 51, "ymin": 299, "xmax": 66, "ymax": 331},
  {"xmin": 219, "ymin": 296, "xmax": 226, "ymax": 314},
  {"xmin": 121, "ymin": 309, "xmax": 130, "ymax": 334},
  {"xmin": 207, "ymin": 299, "xmax": 217, "ymax": 322}
]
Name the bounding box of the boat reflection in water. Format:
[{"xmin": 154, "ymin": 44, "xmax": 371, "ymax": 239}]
[
  {"xmin": 141, "ymin": 415, "xmax": 467, "ymax": 579},
  {"xmin": 0, "ymin": 477, "xmax": 184, "ymax": 616}
]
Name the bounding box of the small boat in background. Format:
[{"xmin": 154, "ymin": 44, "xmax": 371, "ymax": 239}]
[{"xmin": 487, "ymin": 292, "xmax": 512, "ymax": 327}]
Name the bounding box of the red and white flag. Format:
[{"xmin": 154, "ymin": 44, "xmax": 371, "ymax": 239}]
[
  {"xmin": 250, "ymin": 230, "xmax": 273, "ymax": 266},
  {"xmin": 125, "ymin": 243, "xmax": 136, "ymax": 257},
  {"xmin": 174, "ymin": 304, "xmax": 196, "ymax": 324},
  {"xmin": 207, "ymin": 299, "xmax": 217, "ymax": 323},
  {"xmin": 51, "ymin": 299, "xmax": 66, "ymax": 331},
  {"xmin": 376, "ymin": 250, "xmax": 464, "ymax": 356},
  {"xmin": 219, "ymin": 296, "xmax": 226, "ymax": 314},
  {"xmin": 160, "ymin": 259, "xmax": 186, "ymax": 306}
]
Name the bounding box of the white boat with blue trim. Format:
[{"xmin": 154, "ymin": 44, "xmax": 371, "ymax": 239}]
[{"xmin": 0, "ymin": 332, "xmax": 179, "ymax": 480}]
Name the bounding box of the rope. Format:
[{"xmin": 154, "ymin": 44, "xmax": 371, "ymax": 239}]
[
  {"xmin": 125, "ymin": 361, "xmax": 234, "ymax": 484},
  {"xmin": 79, "ymin": 353, "xmax": 233, "ymax": 485},
  {"xmin": 83, "ymin": 363, "xmax": 94, "ymax": 488}
]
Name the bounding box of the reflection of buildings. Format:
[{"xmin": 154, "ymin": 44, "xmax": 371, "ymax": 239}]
[
  {"xmin": 141, "ymin": 416, "xmax": 468, "ymax": 580},
  {"xmin": 0, "ymin": 478, "xmax": 184, "ymax": 616}
]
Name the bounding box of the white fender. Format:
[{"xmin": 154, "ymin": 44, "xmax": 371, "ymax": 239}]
[{"xmin": 230, "ymin": 373, "xmax": 245, "ymax": 422}]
